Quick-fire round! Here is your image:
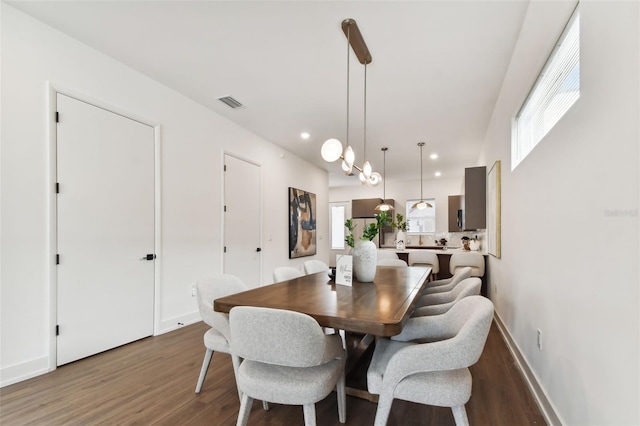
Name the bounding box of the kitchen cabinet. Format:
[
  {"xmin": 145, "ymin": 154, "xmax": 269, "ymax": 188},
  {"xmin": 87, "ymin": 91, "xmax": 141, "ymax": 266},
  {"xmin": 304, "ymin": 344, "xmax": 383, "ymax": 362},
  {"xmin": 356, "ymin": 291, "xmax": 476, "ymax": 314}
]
[
  {"xmin": 351, "ymin": 198, "xmax": 394, "ymax": 218},
  {"xmin": 464, "ymin": 166, "xmax": 486, "ymax": 230},
  {"xmin": 448, "ymin": 195, "xmax": 463, "ymax": 232}
]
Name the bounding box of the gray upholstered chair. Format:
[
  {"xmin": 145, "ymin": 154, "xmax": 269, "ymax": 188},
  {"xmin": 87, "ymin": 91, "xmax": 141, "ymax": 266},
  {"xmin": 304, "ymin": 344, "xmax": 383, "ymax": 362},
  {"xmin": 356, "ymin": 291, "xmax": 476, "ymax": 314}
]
[
  {"xmin": 367, "ymin": 296, "xmax": 494, "ymax": 426},
  {"xmin": 304, "ymin": 260, "xmax": 331, "ymax": 275},
  {"xmin": 423, "ymin": 266, "xmax": 472, "ymax": 295},
  {"xmin": 377, "ymin": 250, "xmax": 399, "ymax": 260},
  {"xmin": 376, "ymin": 258, "xmax": 408, "ymax": 267},
  {"xmin": 195, "ymin": 274, "xmax": 246, "ymax": 395},
  {"xmin": 230, "ymin": 306, "xmax": 346, "ymax": 426},
  {"xmin": 408, "ymin": 251, "xmax": 440, "ymax": 280},
  {"xmin": 449, "ymin": 252, "xmax": 485, "ymax": 277},
  {"xmin": 272, "ymin": 266, "xmax": 304, "ymax": 282},
  {"xmin": 412, "ymin": 277, "xmax": 481, "ymax": 317}
]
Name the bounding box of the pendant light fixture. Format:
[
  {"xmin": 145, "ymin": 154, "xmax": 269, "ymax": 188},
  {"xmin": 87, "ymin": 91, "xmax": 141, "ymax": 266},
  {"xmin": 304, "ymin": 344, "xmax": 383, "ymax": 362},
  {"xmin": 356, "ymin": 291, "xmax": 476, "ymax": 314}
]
[
  {"xmin": 411, "ymin": 142, "xmax": 434, "ymax": 210},
  {"xmin": 374, "ymin": 147, "xmax": 394, "ymax": 211},
  {"xmin": 321, "ymin": 19, "xmax": 380, "ymax": 187}
]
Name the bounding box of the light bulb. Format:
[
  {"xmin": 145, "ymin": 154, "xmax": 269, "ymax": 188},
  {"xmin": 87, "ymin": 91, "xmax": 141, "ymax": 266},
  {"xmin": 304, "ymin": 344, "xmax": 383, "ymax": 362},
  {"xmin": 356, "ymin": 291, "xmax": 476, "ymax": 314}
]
[
  {"xmin": 344, "ymin": 146, "xmax": 355, "ymax": 166},
  {"xmin": 368, "ymin": 172, "xmax": 382, "ymax": 187},
  {"xmin": 363, "ymin": 161, "xmax": 372, "ymax": 178},
  {"xmin": 417, "ymin": 202, "xmax": 428, "ymax": 210},
  {"xmin": 341, "ymin": 160, "xmax": 353, "ymax": 175},
  {"xmin": 359, "ymin": 172, "xmax": 367, "ymax": 184},
  {"xmin": 321, "ymin": 138, "xmax": 343, "ymax": 162}
]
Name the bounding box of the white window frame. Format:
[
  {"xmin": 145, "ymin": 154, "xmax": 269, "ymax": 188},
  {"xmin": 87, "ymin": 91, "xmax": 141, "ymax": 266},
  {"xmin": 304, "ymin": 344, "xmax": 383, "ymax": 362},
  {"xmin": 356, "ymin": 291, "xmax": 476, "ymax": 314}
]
[
  {"xmin": 329, "ymin": 202, "xmax": 348, "ymax": 250},
  {"xmin": 405, "ymin": 199, "xmax": 436, "ymax": 234},
  {"xmin": 512, "ymin": 6, "xmax": 580, "ymax": 170}
]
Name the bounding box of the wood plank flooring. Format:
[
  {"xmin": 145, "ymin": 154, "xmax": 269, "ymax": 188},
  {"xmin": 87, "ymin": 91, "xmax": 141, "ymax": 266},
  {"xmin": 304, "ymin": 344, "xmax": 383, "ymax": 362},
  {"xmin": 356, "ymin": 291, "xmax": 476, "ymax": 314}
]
[{"xmin": 0, "ymin": 321, "xmax": 546, "ymax": 425}]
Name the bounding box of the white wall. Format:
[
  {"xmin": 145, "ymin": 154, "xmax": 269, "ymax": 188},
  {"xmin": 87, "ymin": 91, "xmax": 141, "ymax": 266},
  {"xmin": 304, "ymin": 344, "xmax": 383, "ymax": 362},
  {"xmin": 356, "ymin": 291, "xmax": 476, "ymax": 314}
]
[
  {"xmin": 0, "ymin": 4, "xmax": 329, "ymax": 386},
  {"xmin": 479, "ymin": 1, "xmax": 639, "ymax": 424}
]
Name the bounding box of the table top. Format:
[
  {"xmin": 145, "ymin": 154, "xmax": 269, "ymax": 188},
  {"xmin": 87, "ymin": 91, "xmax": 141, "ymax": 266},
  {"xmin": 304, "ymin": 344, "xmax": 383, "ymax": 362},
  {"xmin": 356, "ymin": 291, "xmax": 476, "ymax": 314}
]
[{"xmin": 214, "ymin": 266, "xmax": 431, "ymax": 337}]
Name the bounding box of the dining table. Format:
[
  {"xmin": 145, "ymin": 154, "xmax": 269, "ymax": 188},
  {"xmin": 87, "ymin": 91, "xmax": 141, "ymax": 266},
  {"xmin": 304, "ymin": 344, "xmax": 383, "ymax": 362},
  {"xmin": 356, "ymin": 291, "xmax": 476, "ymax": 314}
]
[
  {"xmin": 214, "ymin": 265, "xmax": 432, "ymax": 337},
  {"xmin": 214, "ymin": 265, "xmax": 431, "ymax": 401}
]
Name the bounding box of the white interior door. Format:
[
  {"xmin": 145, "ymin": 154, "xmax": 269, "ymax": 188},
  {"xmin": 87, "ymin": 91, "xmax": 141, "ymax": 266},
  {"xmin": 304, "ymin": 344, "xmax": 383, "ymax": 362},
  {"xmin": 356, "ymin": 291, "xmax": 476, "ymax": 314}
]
[
  {"xmin": 223, "ymin": 155, "xmax": 261, "ymax": 288},
  {"xmin": 56, "ymin": 93, "xmax": 155, "ymax": 366}
]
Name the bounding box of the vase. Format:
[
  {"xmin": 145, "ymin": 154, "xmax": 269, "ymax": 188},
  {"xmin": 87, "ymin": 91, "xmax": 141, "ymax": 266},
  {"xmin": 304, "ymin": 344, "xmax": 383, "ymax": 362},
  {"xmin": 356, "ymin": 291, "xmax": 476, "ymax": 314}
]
[
  {"xmin": 352, "ymin": 240, "xmax": 377, "ymax": 282},
  {"xmin": 395, "ymin": 230, "xmax": 405, "ymax": 250}
]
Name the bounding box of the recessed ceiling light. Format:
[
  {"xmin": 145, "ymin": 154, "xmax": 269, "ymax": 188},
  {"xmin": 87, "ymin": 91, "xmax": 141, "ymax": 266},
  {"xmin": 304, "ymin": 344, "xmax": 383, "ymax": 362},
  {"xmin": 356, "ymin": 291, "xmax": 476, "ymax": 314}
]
[
  {"xmin": 300, "ymin": 132, "xmax": 310, "ymax": 140},
  {"xmin": 434, "ymin": 171, "xmax": 441, "ymax": 177},
  {"xmin": 430, "ymin": 153, "xmax": 438, "ymax": 160}
]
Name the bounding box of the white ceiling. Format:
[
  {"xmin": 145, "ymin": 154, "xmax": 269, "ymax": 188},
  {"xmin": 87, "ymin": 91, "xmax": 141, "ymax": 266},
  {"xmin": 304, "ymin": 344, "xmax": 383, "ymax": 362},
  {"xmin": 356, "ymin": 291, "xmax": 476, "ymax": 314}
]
[{"xmin": 8, "ymin": 0, "xmax": 530, "ymax": 187}]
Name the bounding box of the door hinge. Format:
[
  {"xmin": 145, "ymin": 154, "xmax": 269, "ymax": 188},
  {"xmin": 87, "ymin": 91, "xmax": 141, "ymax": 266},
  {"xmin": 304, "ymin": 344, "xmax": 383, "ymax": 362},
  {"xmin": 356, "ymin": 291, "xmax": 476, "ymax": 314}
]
[
  {"xmin": 56, "ymin": 254, "xmax": 60, "ymax": 265},
  {"xmin": 56, "ymin": 112, "xmax": 59, "ymax": 123},
  {"xmin": 224, "ymin": 164, "xmax": 227, "ymax": 172},
  {"xmin": 224, "ymin": 205, "xmax": 227, "ymax": 212},
  {"xmin": 56, "ymin": 182, "xmax": 60, "ymax": 193},
  {"xmin": 224, "ymin": 246, "xmax": 227, "ymax": 253},
  {"xmin": 56, "ymin": 325, "xmax": 60, "ymax": 336}
]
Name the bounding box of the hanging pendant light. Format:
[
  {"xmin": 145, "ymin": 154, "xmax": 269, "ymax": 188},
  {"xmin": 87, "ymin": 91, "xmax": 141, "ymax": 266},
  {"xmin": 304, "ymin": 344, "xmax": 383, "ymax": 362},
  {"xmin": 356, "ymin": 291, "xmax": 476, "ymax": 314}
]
[
  {"xmin": 411, "ymin": 142, "xmax": 434, "ymax": 210},
  {"xmin": 374, "ymin": 147, "xmax": 394, "ymax": 211},
  {"xmin": 320, "ymin": 18, "xmax": 380, "ymax": 186}
]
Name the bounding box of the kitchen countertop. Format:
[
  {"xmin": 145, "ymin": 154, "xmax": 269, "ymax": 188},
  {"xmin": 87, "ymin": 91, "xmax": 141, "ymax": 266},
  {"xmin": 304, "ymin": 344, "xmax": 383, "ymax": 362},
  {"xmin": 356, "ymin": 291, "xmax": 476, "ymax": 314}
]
[{"xmin": 380, "ymin": 247, "xmax": 488, "ymax": 256}]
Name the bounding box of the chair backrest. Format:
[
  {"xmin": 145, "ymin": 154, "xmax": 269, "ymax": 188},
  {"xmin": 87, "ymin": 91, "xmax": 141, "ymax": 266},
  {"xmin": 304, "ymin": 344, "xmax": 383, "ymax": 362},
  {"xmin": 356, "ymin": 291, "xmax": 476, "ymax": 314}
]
[
  {"xmin": 377, "ymin": 251, "xmax": 399, "ymax": 260},
  {"xmin": 450, "ymin": 277, "xmax": 482, "ymax": 300},
  {"xmin": 273, "ymin": 266, "xmax": 304, "ymax": 282},
  {"xmin": 196, "ymin": 274, "xmax": 247, "ymax": 339},
  {"xmin": 303, "ymin": 260, "xmax": 330, "ymax": 275},
  {"xmin": 377, "ymin": 258, "xmax": 408, "ymax": 267},
  {"xmin": 444, "ymin": 296, "xmax": 494, "ymax": 366},
  {"xmin": 230, "ymin": 306, "xmax": 330, "ymax": 367},
  {"xmin": 408, "ymin": 251, "xmax": 440, "ymax": 273},
  {"xmin": 450, "ymin": 252, "xmax": 485, "ymax": 277}
]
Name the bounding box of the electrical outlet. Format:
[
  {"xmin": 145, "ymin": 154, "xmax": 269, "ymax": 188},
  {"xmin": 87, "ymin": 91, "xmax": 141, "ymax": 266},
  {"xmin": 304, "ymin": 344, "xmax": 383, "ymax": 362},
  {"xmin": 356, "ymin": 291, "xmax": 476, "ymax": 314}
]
[
  {"xmin": 537, "ymin": 329, "xmax": 543, "ymax": 351},
  {"xmin": 191, "ymin": 284, "xmax": 196, "ymax": 297}
]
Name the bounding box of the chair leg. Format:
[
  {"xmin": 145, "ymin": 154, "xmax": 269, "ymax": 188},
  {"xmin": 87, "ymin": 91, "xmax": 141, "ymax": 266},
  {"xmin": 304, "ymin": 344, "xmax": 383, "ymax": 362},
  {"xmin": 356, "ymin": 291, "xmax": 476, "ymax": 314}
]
[
  {"xmin": 336, "ymin": 372, "xmax": 346, "ymax": 423},
  {"xmin": 236, "ymin": 393, "xmax": 254, "ymax": 426},
  {"xmin": 302, "ymin": 403, "xmax": 317, "ymax": 426},
  {"xmin": 373, "ymin": 393, "xmax": 394, "ymax": 426},
  {"xmin": 195, "ymin": 348, "xmax": 213, "ymax": 393},
  {"xmin": 262, "ymin": 401, "xmax": 270, "ymax": 411},
  {"xmin": 451, "ymin": 405, "xmax": 470, "ymax": 426}
]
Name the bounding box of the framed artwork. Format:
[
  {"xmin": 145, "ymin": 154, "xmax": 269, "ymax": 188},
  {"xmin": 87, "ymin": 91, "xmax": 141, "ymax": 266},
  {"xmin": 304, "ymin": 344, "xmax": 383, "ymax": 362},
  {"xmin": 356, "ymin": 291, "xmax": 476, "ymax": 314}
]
[
  {"xmin": 289, "ymin": 187, "xmax": 317, "ymax": 258},
  {"xmin": 487, "ymin": 160, "xmax": 501, "ymax": 258}
]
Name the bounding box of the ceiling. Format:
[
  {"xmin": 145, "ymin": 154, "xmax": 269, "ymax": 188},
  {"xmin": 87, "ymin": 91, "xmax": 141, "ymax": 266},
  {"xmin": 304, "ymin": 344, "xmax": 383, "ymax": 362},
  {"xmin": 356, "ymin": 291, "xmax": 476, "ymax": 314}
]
[{"xmin": 8, "ymin": 0, "xmax": 530, "ymax": 187}]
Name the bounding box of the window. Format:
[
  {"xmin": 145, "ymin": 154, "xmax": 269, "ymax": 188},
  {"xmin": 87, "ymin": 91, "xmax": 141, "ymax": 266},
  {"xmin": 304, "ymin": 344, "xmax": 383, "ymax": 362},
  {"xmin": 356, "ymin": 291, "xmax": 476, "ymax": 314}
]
[
  {"xmin": 512, "ymin": 8, "xmax": 580, "ymax": 169},
  {"xmin": 405, "ymin": 199, "xmax": 436, "ymax": 234},
  {"xmin": 330, "ymin": 203, "xmax": 347, "ymax": 250}
]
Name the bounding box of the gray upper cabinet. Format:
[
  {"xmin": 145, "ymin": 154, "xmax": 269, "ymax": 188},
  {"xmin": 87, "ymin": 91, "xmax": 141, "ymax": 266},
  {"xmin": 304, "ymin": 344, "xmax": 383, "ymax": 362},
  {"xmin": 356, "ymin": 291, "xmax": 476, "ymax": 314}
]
[
  {"xmin": 464, "ymin": 166, "xmax": 486, "ymax": 230},
  {"xmin": 351, "ymin": 198, "xmax": 394, "ymax": 218}
]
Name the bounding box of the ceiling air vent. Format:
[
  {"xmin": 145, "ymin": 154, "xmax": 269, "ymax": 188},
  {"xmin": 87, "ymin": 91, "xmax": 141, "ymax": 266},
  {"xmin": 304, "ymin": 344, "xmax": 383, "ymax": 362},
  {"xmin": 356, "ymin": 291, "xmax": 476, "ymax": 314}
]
[{"xmin": 217, "ymin": 96, "xmax": 244, "ymax": 109}]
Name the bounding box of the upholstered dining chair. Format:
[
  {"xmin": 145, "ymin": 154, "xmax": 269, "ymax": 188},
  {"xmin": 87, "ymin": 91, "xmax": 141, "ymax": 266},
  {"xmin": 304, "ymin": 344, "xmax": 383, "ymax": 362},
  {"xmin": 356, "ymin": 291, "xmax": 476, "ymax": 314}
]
[
  {"xmin": 377, "ymin": 250, "xmax": 399, "ymax": 260},
  {"xmin": 423, "ymin": 266, "xmax": 472, "ymax": 295},
  {"xmin": 273, "ymin": 266, "xmax": 304, "ymax": 282},
  {"xmin": 412, "ymin": 278, "xmax": 481, "ymax": 317},
  {"xmin": 376, "ymin": 258, "xmax": 408, "ymax": 267},
  {"xmin": 303, "ymin": 259, "xmax": 331, "ymax": 275},
  {"xmin": 195, "ymin": 274, "xmax": 246, "ymax": 395},
  {"xmin": 408, "ymin": 251, "xmax": 440, "ymax": 280},
  {"xmin": 367, "ymin": 296, "xmax": 494, "ymax": 426},
  {"xmin": 449, "ymin": 252, "xmax": 485, "ymax": 277},
  {"xmin": 230, "ymin": 306, "xmax": 346, "ymax": 426}
]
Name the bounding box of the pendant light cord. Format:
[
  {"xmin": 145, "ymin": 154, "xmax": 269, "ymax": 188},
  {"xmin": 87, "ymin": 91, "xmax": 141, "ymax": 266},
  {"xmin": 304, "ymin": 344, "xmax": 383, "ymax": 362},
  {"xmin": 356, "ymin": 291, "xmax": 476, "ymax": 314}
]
[
  {"xmin": 346, "ymin": 26, "xmax": 350, "ymax": 147},
  {"xmin": 364, "ymin": 63, "xmax": 367, "ymax": 161},
  {"xmin": 419, "ymin": 142, "xmax": 425, "ymax": 200}
]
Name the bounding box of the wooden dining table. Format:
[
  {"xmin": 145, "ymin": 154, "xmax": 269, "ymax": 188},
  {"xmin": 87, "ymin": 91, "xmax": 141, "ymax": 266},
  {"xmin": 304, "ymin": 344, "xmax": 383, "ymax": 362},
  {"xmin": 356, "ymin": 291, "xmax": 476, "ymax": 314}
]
[{"xmin": 214, "ymin": 265, "xmax": 432, "ymax": 337}]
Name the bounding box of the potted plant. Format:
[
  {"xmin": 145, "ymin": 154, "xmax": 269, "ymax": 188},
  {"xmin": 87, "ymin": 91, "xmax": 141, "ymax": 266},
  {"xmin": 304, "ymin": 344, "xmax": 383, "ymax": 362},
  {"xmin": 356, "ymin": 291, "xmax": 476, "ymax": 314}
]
[
  {"xmin": 344, "ymin": 212, "xmax": 391, "ymax": 282},
  {"xmin": 391, "ymin": 213, "xmax": 407, "ymax": 250}
]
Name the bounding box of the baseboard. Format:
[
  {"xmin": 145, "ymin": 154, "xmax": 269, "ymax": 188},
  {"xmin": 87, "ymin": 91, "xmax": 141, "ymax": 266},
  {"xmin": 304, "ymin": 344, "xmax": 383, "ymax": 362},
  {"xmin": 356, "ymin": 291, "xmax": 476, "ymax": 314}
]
[
  {"xmin": 494, "ymin": 313, "xmax": 563, "ymax": 426},
  {"xmin": 0, "ymin": 356, "xmax": 50, "ymax": 388},
  {"xmin": 158, "ymin": 311, "xmax": 201, "ymax": 335}
]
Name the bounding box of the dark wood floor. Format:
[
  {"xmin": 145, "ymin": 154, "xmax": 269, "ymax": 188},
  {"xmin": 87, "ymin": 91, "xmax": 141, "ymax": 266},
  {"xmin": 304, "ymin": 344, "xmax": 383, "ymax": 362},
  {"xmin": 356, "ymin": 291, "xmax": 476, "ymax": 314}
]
[{"xmin": 0, "ymin": 321, "xmax": 545, "ymax": 425}]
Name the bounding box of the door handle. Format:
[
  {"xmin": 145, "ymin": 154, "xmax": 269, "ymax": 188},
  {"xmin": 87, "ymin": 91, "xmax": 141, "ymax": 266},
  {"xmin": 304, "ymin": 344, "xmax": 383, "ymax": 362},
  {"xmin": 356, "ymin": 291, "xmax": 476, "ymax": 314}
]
[
  {"xmin": 140, "ymin": 254, "xmax": 156, "ymax": 260},
  {"xmin": 256, "ymin": 248, "xmax": 262, "ymax": 252}
]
